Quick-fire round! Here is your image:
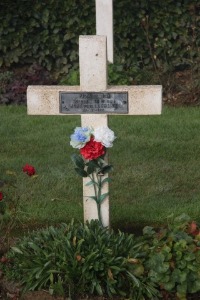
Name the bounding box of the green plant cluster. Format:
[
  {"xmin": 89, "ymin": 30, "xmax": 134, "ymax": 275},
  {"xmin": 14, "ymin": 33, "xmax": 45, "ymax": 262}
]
[
  {"xmin": 2, "ymin": 220, "xmax": 158, "ymax": 299},
  {"xmin": 1, "ymin": 215, "xmax": 200, "ymax": 299},
  {"xmin": 0, "ymin": 0, "xmax": 199, "ymax": 76},
  {"xmin": 143, "ymin": 214, "xmax": 200, "ymax": 300}
]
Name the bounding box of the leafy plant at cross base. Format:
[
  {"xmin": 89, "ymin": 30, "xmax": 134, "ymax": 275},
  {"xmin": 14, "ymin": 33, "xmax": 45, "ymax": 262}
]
[
  {"xmin": 70, "ymin": 126, "xmax": 116, "ymax": 227},
  {"xmin": 1, "ymin": 220, "xmax": 159, "ymax": 299},
  {"xmin": 2, "ymin": 214, "xmax": 200, "ymax": 299},
  {"xmin": 142, "ymin": 214, "xmax": 200, "ymax": 300}
]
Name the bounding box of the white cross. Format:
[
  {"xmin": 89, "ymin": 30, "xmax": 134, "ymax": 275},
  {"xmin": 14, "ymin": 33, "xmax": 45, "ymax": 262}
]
[{"xmin": 27, "ymin": 0, "xmax": 162, "ymax": 227}]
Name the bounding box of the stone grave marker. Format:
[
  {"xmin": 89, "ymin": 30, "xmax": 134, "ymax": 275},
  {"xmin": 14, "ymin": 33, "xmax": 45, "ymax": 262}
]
[{"xmin": 27, "ymin": 0, "xmax": 162, "ymax": 227}]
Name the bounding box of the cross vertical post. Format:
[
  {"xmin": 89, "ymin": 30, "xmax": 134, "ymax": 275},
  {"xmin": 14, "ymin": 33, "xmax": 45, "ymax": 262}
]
[{"xmin": 79, "ymin": 35, "xmax": 110, "ymax": 227}]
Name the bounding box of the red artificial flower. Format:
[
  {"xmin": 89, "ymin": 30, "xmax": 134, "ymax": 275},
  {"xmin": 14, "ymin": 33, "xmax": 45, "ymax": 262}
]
[
  {"xmin": 22, "ymin": 164, "xmax": 36, "ymax": 176},
  {"xmin": 188, "ymin": 221, "xmax": 198, "ymax": 235},
  {"xmin": 0, "ymin": 192, "xmax": 3, "ymax": 201},
  {"xmin": 0, "ymin": 256, "xmax": 8, "ymax": 263},
  {"xmin": 80, "ymin": 138, "xmax": 105, "ymax": 160}
]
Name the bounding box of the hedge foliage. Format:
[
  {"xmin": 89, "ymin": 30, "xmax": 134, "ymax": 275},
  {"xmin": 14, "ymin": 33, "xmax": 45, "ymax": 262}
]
[
  {"xmin": 0, "ymin": 0, "xmax": 95, "ymax": 76},
  {"xmin": 0, "ymin": 0, "xmax": 199, "ymax": 76}
]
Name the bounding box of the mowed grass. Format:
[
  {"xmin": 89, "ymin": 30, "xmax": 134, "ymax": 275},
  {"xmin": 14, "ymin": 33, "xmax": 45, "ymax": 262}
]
[{"xmin": 1, "ymin": 105, "xmax": 200, "ymax": 231}]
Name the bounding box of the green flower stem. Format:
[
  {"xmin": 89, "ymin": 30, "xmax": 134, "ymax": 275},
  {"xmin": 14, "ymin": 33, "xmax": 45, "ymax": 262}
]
[
  {"xmin": 91, "ymin": 173, "xmax": 98, "ymax": 199},
  {"xmin": 90, "ymin": 172, "xmax": 103, "ymax": 227},
  {"xmin": 97, "ymin": 175, "xmax": 103, "ymax": 226},
  {"xmin": 97, "ymin": 202, "xmax": 102, "ymax": 227}
]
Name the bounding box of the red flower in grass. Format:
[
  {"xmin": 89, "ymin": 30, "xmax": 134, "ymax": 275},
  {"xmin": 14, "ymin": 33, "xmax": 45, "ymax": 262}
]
[
  {"xmin": 22, "ymin": 164, "xmax": 36, "ymax": 176},
  {"xmin": 80, "ymin": 138, "xmax": 105, "ymax": 160},
  {"xmin": 188, "ymin": 221, "xmax": 199, "ymax": 236},
  {"xmin": 0, "ymin": 256, "xmax": 8, "ymax": 263},
  {"xmin": 0, "ymin": 192, "xmax": 3, "ymax": 201}
]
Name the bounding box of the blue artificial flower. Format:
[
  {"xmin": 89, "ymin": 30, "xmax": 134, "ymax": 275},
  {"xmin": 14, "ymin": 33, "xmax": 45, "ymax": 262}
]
[
  {"xmin": 70, "ymin": 127, "xmax": 92, "ymax": 149},
  {"xmin": 71, "ymin": 127, "xmax": 89, "ymax": 142}
]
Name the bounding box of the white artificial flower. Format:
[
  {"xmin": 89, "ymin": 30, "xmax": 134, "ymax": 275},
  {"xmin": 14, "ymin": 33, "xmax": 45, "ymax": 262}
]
[{"xmin": 93, "ymin": 126, "xmax": 116, "ymax": 148}]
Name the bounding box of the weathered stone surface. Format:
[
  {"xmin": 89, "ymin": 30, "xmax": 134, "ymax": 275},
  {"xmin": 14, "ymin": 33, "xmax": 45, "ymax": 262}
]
[
  {"xmin": 27, "ymin": 85, "xmax": 162, "ymax": 116},
  {"xmin": 79, "ymin": 36, "xmax": 107, "ymax": 91},
  {"xmin": 96, "ymin": 0, "xmax": 113, "ymax": 63}
]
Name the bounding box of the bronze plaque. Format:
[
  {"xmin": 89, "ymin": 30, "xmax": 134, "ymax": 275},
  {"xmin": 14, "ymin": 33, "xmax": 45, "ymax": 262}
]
[{"xmin": 59, "ymin": 92, "xmax": 128, "ymax": 114}]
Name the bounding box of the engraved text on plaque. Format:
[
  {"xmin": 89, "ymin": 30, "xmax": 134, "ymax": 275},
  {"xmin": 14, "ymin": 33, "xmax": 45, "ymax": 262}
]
[{"xmin": 60, "ymin": 92, "xmax": 128, "ymax": 114}]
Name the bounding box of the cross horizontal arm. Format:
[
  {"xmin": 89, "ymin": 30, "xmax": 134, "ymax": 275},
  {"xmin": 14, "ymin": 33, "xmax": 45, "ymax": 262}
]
[{"xmin": 27, "ymin": 85, "xmax": 162, "ymax": 116}]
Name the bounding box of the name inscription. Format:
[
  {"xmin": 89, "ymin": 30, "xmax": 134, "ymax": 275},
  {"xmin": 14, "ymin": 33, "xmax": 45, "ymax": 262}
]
[{"xmin": 59, "ymin": 92, "xmax": 128, "ymax": 114}]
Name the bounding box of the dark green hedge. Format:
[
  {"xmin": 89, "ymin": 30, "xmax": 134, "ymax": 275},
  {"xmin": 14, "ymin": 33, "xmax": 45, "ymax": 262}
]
[
  {"xmin": 0, "ymin": 0, "xmax": 95, "ymax": 76},
  {"xmin": 0, "ymin": 0, "xmax": 199, "ymax": 75},
  {"xmin": 114, "ymin": 1, "xmax": 200, "ymax": 70}
]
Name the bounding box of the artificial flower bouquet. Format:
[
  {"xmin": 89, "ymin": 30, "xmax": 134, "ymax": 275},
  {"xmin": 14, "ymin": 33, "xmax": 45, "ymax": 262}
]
[{"xmin": 70, "ymin": 126, "xmax": 116, "ymax": 226}]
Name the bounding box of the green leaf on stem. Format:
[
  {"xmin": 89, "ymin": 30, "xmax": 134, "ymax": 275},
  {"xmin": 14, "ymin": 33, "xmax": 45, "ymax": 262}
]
[
  {"xmin": 97, "ymin": 158, "xmax": 106, "ymax": 166},
  {"xmin": 75, "ymin": 168, "xmax": 88, "ymax": 177},
  {"xmin": 11, "ymin": 247, "xmax": 23, "ymax": 254},
  {"xmin": 96, "ymin": 283, "xmax": 103, "ymax": 295},
  {"xmin": 85, "ymin": 180, "xmax": 97, "ymax": 186},
  {"xmin": 101, "ymin": 177, "xmax": 112, "ymax": 184},
  {"xmin": 86, "ymin": 160, "xmax": 99, "ymax": 175},
  {"xmin": 71, "ymin": 154, "xmax": 85, "ymax": 169},
  {"xmin": 98, "ymin": 192, "xmax": 109, "ymax": 203},
  {"xmin": 98, "ymin": 165, "xmax": 113, "ymax": 175},
  {"xmin": 88, "ymin": 196, "xmax": 97, "ymax": 202}
]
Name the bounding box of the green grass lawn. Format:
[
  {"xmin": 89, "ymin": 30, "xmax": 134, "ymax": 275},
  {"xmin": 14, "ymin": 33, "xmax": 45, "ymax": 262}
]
[{"xmin": 1, "ymin": 105, "xmax": 200, "ymax": 232}]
